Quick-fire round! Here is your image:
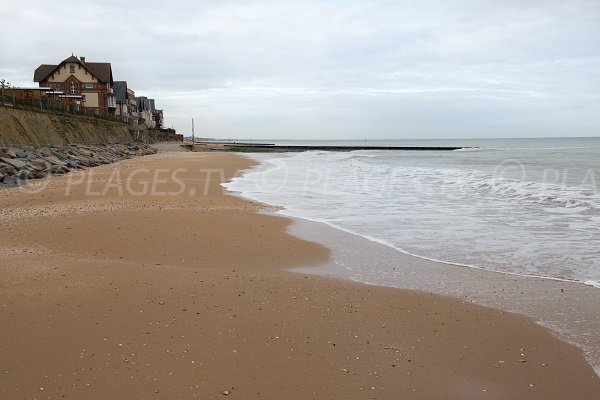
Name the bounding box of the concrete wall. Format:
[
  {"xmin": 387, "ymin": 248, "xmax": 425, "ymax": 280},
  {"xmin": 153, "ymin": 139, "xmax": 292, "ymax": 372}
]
[{"xmin": 0, "ymin": 107, "xmax": 134, "ymax": 147}]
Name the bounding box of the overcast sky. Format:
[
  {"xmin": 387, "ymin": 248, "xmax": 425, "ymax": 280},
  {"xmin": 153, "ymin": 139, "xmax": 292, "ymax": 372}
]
[{"xmin": 1, "ymin": 0, "xmax": 599, "ymax": 139}]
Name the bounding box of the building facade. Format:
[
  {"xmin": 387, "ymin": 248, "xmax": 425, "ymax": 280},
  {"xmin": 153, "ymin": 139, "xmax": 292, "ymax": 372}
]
[
  {"xmin": 136, "ymin": 96, "xmax": 155, "ymax": 128},
  {"xmin": 113, "ymin": 81, "xmax": 131, "ymax": 121},
  {"xmin": 34, "ymin": 55, "xmax": 116, "ymax": 114}
]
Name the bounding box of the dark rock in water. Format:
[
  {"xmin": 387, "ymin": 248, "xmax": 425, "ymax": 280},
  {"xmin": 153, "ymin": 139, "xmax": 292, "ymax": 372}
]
[{"xmin": 0, "ymin": 157, "xmax": 27, "ymax": 170}]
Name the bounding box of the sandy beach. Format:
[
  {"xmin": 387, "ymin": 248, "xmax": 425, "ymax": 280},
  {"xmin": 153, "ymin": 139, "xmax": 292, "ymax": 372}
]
[{"xmin": 1, "ymin": 151, "xmax": 599, "ymax": 399}]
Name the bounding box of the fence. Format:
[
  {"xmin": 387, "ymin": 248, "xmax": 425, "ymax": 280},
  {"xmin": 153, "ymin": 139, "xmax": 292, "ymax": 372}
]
[{"xmin": 0, "ymin": 86, "xmax": 130, "ymax": 124}]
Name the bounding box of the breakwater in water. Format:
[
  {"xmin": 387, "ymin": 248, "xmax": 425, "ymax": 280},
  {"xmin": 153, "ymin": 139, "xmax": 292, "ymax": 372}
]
[{"xmin": 185, "ymin": 142, "xmax": 468, "ymax": 152}]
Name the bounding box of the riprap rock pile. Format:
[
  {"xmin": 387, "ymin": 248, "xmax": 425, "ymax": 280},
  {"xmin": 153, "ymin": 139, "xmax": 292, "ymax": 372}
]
[{"xmin": 0, "ymin": 143, "xmax": 157, "ymax": 187}]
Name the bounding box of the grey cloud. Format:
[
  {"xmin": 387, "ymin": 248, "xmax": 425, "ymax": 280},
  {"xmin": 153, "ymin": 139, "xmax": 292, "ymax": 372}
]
[{"xmin": 1, "ymin": 0, "xmax": 599, "ymax": 138}]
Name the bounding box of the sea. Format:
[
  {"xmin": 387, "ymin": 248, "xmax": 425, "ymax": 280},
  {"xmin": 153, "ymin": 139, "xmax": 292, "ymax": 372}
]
[{"xmin": 225, "ymin": 137, "xmax": 600, "ymax": 288}]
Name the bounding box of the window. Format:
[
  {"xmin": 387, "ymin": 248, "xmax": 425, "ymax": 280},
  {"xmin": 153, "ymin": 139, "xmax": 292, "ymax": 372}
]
[
  {"xmin": 70, "ymin": 65, "xmax": 75, "ymax": 73},
  {"xmin": 84, "ymin": 83, "xmax": 94, "ymax": 89},
  {"xmin": 70, "ymin": 82, "xmax": 77, "ymax": 94}
]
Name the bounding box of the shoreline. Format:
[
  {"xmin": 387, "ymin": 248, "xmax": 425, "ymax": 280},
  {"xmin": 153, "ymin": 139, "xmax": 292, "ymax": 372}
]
[
  {"xmin": 1, "ymin": 151, "xmax": 599, "ymax": 399},
  {"xmin": 225, "ymin": 146, "xmax": 600, "ymax": 290},
  {"xmin": 282, "ymin": 213, "xmax": 600, "ymax": 374},
  {"xmin": 266, "ymin": 204, "xmax": 600, "ymax": 289},
  {"xmin": 227, "ymin": 179, "xmax": 600, "ymax": 375},
  {"xmin": 225, "ymin": 151, "xmax": 600, "ymax": 372}
]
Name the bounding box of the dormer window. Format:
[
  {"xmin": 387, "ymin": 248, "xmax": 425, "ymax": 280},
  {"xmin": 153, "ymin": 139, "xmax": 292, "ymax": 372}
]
[
  {"xmin": 70, "ymin": 65, "xmax": 75, "ymax": 73},
  {"xmin": 70, "ymin": 82, "xmax": 77, "ymax": 94}
]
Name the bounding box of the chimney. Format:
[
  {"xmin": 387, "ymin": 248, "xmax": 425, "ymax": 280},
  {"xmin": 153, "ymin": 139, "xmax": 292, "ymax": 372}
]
[{"xmin": 80, "ymin": 56, "xmax": 86, "ymax": 63}]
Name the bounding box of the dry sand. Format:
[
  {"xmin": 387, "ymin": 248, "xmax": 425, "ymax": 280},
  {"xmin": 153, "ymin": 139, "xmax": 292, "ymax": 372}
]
[{"xmin": 0, "ymin": 152, "xmax": 598, "ymax": 399}]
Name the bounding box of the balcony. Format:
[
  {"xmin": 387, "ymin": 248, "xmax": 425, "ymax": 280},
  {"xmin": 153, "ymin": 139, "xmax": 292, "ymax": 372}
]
[{"xmin": 107, "ymin": 94, "xmax": 116, "ymax": 109}]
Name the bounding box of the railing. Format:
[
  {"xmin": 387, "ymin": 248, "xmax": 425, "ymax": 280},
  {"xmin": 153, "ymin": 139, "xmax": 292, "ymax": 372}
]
[{"xmin": 1, "ymin": 91, "xmax": 131, "ymax": 124}]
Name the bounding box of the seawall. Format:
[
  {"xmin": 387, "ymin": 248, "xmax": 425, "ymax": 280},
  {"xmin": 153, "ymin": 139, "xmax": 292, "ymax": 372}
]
[{"xmin": 0, "ymin": 107, "xmax": 133, "ymax": 147}]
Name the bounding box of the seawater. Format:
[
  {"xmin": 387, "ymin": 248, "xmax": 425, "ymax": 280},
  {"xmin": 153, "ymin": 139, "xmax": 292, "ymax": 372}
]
[{"xmin": 225, "ymin": 137, "xmax": 600, "ymax": 288}]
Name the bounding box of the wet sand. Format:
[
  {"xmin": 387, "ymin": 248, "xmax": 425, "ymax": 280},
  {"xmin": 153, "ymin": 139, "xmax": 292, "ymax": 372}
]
[
  {"xmin": 1, "ymin": 152, "xmax": 599, "ymax": 399},
  {"xmin": 287, "ymin": 214, "xmax": 600, "ymax": 374}
]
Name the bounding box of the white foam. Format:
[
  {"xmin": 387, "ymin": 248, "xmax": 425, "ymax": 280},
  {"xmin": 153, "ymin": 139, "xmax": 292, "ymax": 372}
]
[
  {"xmin": 584, "ymin": 280, "xmax": 600, "ymax": 289},
  {"xmin": 226, "ymin": 149, "xmax": 600, "ymax": 287}
]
